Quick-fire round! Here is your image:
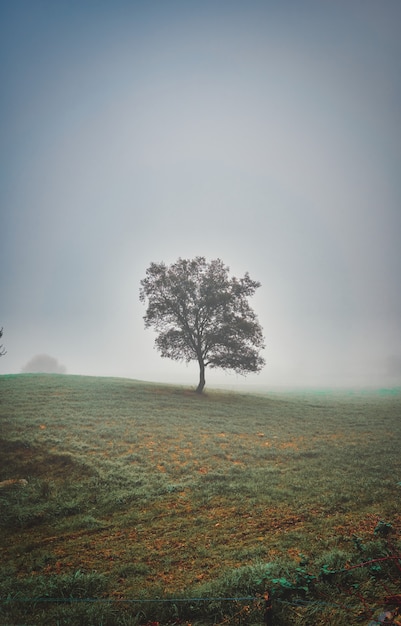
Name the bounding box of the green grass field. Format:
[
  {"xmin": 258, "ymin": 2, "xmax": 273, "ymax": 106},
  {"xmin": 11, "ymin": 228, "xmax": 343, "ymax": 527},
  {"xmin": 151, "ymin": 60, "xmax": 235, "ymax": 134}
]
[{"xmin": 0, "ymin": 374, "xmax": 400, "ymax": 625}]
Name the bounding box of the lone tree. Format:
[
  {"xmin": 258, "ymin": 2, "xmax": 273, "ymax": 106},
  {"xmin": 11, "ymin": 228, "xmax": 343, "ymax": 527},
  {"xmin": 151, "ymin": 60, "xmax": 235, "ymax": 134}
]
[
  {"xmin": 0, "ymin": 328, "xmax": 6, "ymax": 357},
  {"xmin": 140, "ymin": 257, "xmax": 265, "ymax": 393}
]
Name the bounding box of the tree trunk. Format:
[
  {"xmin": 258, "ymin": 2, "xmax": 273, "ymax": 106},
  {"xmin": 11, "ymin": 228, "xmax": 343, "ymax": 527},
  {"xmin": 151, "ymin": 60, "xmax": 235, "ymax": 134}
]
[{"xmin": 196, "ymin": 360, "xmax": 206, "ymax": 394}]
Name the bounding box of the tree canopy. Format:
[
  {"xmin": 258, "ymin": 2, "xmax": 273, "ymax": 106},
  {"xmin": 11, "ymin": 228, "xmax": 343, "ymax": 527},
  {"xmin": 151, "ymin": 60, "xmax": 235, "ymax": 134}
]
[
  {"xmin": 0, "ymin": 327, "xmax": 6, "ymax": 357},
  {"xmin": 139, "ymin": 257, "xmax": 265, "ymax": 392}
]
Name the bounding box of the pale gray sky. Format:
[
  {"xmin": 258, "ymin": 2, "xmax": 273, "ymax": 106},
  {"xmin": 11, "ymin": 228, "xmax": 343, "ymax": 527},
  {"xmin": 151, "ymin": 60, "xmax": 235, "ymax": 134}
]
[{"xmin": 1, "ymin": 0, "xmax": 400, "ymax": 387}]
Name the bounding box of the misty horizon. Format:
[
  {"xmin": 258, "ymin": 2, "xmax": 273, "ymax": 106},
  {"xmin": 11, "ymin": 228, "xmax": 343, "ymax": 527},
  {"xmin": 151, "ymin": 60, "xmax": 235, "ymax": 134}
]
[{"xmin": 1, "ymin": 1, "xmax": 400, "ymax": 390}]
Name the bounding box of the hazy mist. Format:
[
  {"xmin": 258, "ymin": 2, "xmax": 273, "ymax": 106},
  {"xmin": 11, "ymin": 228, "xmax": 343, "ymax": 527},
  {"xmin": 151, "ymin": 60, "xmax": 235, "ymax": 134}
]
[{"xmin": 1, "ymin": 1, "xmax": 400, "ymax": 388}]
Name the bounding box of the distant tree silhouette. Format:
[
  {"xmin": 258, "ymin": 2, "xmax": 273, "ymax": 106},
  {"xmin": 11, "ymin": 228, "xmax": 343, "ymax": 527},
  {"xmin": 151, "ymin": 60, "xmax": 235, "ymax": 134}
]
[
  {"xmin": 21, "ymin": 354, "xmax": 67, "ymax": 374},
  {"xmin": 140, "ymin": 257, "xmax": 265, "ymax": 393},
  {"xmin": 0, "ymin": 327, "xmax": 6, "ymax": 357}
]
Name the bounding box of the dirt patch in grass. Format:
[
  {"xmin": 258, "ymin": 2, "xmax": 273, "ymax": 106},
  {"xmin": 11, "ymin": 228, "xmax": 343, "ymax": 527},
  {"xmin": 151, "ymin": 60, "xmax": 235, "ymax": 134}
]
[
  {"xmin": 0, "ymin": 438, "xmax": 93, "ymax": 481},
  {"xmin": 0, "ymin": 491, "xmax": 309, "ymax": 593}
]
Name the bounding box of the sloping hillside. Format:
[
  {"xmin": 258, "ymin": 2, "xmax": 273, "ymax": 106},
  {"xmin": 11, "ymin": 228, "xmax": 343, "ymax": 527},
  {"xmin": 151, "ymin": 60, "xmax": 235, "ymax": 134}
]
[{"xmin": 1, "ymin": 374, "xmax": 400, "ymax": 625}]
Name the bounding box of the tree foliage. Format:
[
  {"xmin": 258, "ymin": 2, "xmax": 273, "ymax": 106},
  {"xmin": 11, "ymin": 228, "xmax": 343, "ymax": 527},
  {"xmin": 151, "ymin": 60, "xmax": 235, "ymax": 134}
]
[
  {"xmin": 0, "ymin": 327, "xmax": 6, "ymax": 357},
  {"xmin": 21, "ymin": 354, "xmax": 66, "ymax": 374},
  {"xmin": 139, "ymin": 257, "xmax": 265, "ymax": 392}
]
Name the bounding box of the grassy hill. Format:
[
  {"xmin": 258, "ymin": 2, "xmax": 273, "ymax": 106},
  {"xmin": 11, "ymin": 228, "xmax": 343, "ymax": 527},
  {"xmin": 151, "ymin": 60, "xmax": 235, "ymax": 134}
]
[{"xmin": 0, "ymin": 374, "xmax": 400, "ymax": 625}]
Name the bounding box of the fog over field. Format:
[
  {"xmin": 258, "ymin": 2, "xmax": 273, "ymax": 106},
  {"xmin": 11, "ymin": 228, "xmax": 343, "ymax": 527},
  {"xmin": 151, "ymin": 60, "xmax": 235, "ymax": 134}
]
[{"xmin": 1, "ymin": 1, "xmax": 400, "ymax": 388}]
